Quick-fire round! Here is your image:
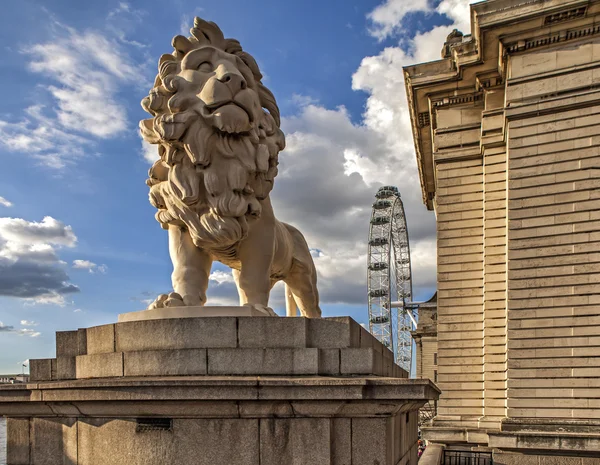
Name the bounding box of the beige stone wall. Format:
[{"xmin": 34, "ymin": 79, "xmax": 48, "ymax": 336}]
[
  {"xmin": 483, "ymin": 142, "xmax": 508, "ymax": 425},
  {"xmin": 506, "ymin": 41, "xmax": 600, "ymax": 420},
  {"xmin": 435, "ymin": 155, "xmax": 485, "ymax": 421},
  {"xmin": 417, "ymin": 335, "xmax": 438, "ymax": 382}
]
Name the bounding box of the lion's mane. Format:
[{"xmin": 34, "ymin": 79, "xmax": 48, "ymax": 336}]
[{"xmin": 139, "ymin": 18, "xmax": 285, "ymax": 252}]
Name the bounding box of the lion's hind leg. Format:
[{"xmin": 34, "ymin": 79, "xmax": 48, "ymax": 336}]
[
  {"xmin": 284, "ymin": 258, "xmax": 321, "ymax": 318},
  {"xmin": 281, "ymin": 223, "xmax": 321, "ymax": 318}
]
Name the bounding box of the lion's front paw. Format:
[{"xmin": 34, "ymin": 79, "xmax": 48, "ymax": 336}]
[
  {"xmin": 242, "ymin": 303, "xmax": 278, "ymax": 317},
  {"xmin": 147, "ymin": 292, "xmax": 185, "ymax": 309}
]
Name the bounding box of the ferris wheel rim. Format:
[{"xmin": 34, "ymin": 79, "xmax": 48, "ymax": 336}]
[{"xmin": 367, "ymin": 186, "xmax": 414, "ymax": 373}]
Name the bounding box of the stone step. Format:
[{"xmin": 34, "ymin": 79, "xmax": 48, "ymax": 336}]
[{"xmin": 28, "ymin": 317, "xmax": 408, "ymax": 381}]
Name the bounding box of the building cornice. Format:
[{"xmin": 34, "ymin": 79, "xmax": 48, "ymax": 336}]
[{"xmin": 403, "ymin": 0, "xmax": 600, "ymax": 210}]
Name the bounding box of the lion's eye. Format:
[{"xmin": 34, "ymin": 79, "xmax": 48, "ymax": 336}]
[{"xmin": 198, "ymin": 61, "xmax": 213, "ymax": 73}]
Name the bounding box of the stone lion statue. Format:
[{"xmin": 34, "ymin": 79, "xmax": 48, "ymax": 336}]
[{"xmin": 140, "ymin": 17, "xmax": 321, "ymax": 318}]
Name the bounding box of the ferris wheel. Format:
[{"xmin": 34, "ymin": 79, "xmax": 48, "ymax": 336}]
[{"xmin": 367, "ymin": 186, "xmax": 416, "ymax": 373}]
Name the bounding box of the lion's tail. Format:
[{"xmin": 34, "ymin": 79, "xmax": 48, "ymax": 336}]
[{"xmin": 285, "ymin": 283, "xmax": 297, "ymax": 317}]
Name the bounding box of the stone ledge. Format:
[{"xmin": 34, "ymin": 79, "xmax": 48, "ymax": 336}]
[
  {"xmin": 0, "ymin": 377, "xmax": 439, "ymax": 408},
  {"xmin": 489, "ymin": 430, "xmax": 600, "ymax": 452}
]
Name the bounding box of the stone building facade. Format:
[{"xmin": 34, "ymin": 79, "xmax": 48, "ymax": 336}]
[
  {"xmin": 412, "ymin": 293, "xmax": 438, "ymax": 424},
  {"xmin": 405, "ymin": 0, "xmax": 600, "ymax": 460}
]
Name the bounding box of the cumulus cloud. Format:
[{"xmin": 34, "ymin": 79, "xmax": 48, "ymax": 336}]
[
  {"xmin": 266, "ymin": 0, "xmax": 480, "ymax": 306},
  {"xmin": 367, "ymin": 0, "xmax": 431, "ymax": 40},
  {"xmin": 0, "ymin": 10, "xmax": 148, "ymax": 168},
  {"xmin": 20, "ymin": 320, "xmax": 38, "ymax": 326},
  {"xmin": 0, "ymin": 197, "xmax": 13, "ymax": 208},
  {"xmin": 0, "ymin": 216, "xmax": 79, "ymax": 305},
  {"xmin": 72, "ymin": 259, "xmax": 108, "ymax": 274}
]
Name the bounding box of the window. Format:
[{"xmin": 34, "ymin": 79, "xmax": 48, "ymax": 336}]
[
  {"xmin": 433, "ymin": 352, "xmax": 438, "ymax": 365},
  {"xmin": 434, "ymin": 370, "xmax": 438, "ymax": 383}
]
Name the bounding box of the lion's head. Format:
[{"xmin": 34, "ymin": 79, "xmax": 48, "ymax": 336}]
[{"xmin": 140, "ymin": 18, "xmax": 285, "ymax": 248}]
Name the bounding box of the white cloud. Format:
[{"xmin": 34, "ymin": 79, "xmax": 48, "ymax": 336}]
[
  {"xmin": 0, "ymin": 197, "xmax": 13, "ymax": 208},
  {"xmin": 73, "ymin": 308, "xmax": 83, "ymax": 313},
  {"xmin": 367, "ymin": 0, "xmax": 431, "ymax": 41},
  {"xmin": 0, "ymin": 17, "xmax": 147, "ymax": 168},
  {"xmin": 0, "ymin": 216, "xmax": 76, "ymax": 247},
  {"xmin": 20, "ymin": 320, "xmax": 38, "ymax": 326},
  {"xmin": 0, "ymin": 322, "xmax": 41, "ymax": 338},
  {"xmin": 72, "ymin": 259, "xmax": 108, "ymax": 274},
  {"xmin": 0, "ymin": 216, "xmax": 79, "ymax": 304},
  {"xmin": 17, "ymin": 328, "xmax": 41, "ymax": 338},
  {"xmin": 209, "ymin": 270, "xmax": 235, "ymax": 285},
  {"xmin": 141, "ymin": 138, "xmax": 158, "ymax": 164}
]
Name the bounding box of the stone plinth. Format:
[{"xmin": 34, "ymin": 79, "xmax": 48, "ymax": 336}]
[{"xmin": 1, "ymin": 316, "xmax": 439, "ymax": 465}]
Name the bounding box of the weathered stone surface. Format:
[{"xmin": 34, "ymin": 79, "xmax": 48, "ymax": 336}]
[
  {"xmin": 318, "ymin": 349, "xmax": 340, "ymax": 375},
  {"xmin": 307, "ymin": 317, "xmax": 360, "ymax": 348},
  {"xmin": 86, "ymin": 324, "xmax": 115, "ymax": 355},
  {"xmin": 340, "ymin": 348, "xmax": 381, "ymax": 375},
  {"xmin": 56, "ymin": 356, "xmax": 76, "ymax": 380},
  {"xmin": 207, "ymin": 348, "xmax": 318, "ymax": 376},
  {"xmin": 76, "ymin": 353, "xmax": 123, "ymax": 379},
  {"xmin": 115, "ymin": 317, "xmax": 237, "ymax": 352},
  {"xmin": 124, "ymin": 349, "xmax": 207, "ymax": 376},
  {"xmin": 6, "ymin": 418, "xmax": 30, "ymax": 465},
  {"xmin": 331, "ymin": 418, "xmax": 351, "ymax": 465},
  {"xmin": 78, "ymin": 328, "xmax": 88, "ymax": 355},
  {"xmin": 77, "ymin": 418, "xmax": 260, "ymax": 465},
  {"xmin": 351, "ymin": 418, "xmax": 391, "ymax": 465},
  {"xmin": 31, "ymin": 418, "xmax": 77, "ymax": 465},
  {"xmin": 238, "ymin": 317, "xmax": 307, "ymax": 348},
  {"xmin": 29, "ymin": 358, "xmax": 54, "ymax": 382},
  {"xmin": 56, "ymin": 330, "xmax": 79, "ymax": 357},
  {"xmin": 259, "ymin": 418, "xmax": 330, "ymax": 465}
]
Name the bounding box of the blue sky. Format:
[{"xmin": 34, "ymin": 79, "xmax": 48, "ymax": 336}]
[{"xmin": 0, "ymin": 0, "xmax": 474, "ymax": 372}]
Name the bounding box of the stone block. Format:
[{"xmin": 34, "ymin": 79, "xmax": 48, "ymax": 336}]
[
  {"xmin": 318, "ymin": 349, "xmax": 340, "ymax": 375},
  {"xmin": 29, "ymin": 358, "xmax": 54, "ymax": 382},
  {"xmin": 79, "ymin": 418, "xmax": 260, "ymax": 465},
  {"xmin": 208, "ymin": 348, "xmax": 318, "ymax": 375},
  {"xmin": 115, "ymin": 317, "xmax": 237, "ymax": 352},
  {"xmin": 331, "ymin": 418, "xmax": 351, "ymax": 465},
  {"xmin": 78, "ymin": 328, "xmax": 88, "ymax": 355},
  {"xmin": 56, "ymin": 330, "xmax": 79, "ymax": 357},
  {"xmin": 6, "ymin": 417, "xmax": 30, "ymax": 465},
  {"xmin": 493, "ymin": 452, "xmax": 541, "ymax": 465},
  {"xmin": 539, "ymin": 456, "xmax": 583, "ymax": 465},
  {"xmin": 259, "ymin": 418, "xmax": 330, "ymax": 465},
  {"xmin": 237, "ymin": 317, "xmax": 307, "ymax": 348},
  {"xmin": 86, "ymin": 324, "xmax": 115, "ymax": 355},
  {"xmin": 124, "ymin": 349, "xmax": 207, "ymax": 376},
  {"xmin": 340, "ymin": 348, "xmax": 381, "ymax": 375},
  {"xmin": 175, "ymin": 419, "xmax": 260, "ymax": 465},
  {"xmin": 31, "ymin": 418, "xmax": 77, "ymax": 465},
  {"xmin": 78, "ymin": 418, "xmax": 174, "ymax": 465},
  {"xmin": 76, "ymin": 353, "xmax": 123, "ymax": 379},
  {"xmin": 307, "ymin": 317, "xmax": 360, "ymax": 348},
  {"xmin": 56, "ymin": 356, "xmax": 76, "ymax": 380},
  {"xmin": 351, "ymin": 418, "xmax": 391, "ymax": 465}
]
